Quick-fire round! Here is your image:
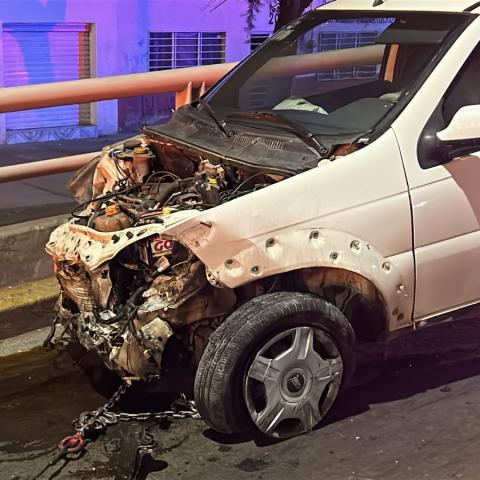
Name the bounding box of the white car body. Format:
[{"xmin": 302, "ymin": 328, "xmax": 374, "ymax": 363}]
[{"xmin": 47, "ymin": 0, "xmax": 480, "ymax": 380}]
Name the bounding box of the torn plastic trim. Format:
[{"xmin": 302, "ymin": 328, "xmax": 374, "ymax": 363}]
[
  {"xmin": 46, "ymin": 209, "xmax": 201, "ymax": 272},
  {"xmin": 67, "ymin": 135, "xmax": 145, "ymax": 203}
]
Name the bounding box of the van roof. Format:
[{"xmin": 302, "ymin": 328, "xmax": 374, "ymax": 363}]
[{"xmin": 317, "ymin": 0, "xmax": 480, "ymax": 14}]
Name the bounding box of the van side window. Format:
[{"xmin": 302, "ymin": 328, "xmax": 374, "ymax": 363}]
[{"xmin": 418, "ymin": 45, "xmax": 480, "ymax": 169}]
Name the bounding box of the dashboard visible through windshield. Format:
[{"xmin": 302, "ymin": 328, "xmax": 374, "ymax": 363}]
[{"xmin": 205, "ymin": 10, "xmax": 470, "ymax": 140}]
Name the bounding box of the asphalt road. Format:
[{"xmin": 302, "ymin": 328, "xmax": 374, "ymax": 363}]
[{"xmin": 1, "ymin": 317, "xmax": 480, "ymax": 480}]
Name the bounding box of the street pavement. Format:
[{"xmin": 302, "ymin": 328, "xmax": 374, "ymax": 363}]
[
  {"xmin": 0, "ymin": 135, "xmax": 130, "ymax": 226},
  {"xmin": 1, "ymin": 314, "xmax": 480, "ymax": 480}
]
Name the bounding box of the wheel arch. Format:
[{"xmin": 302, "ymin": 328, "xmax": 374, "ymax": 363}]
[
  {"xmin": 181, "ymin": 225, "xmax": 413, "ymax": 336},
  {"xmin": 290, "ymin": 267, "xmax": 389, "ymax": 342}
]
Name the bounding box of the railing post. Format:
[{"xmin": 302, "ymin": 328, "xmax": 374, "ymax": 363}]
[
  {"xmin": 175, "ymin": 82, "xmax": 193, "ymax": 109},
  {"xmin": 175, "ymin": 81, "xmax": 207, "ymax": 109}
]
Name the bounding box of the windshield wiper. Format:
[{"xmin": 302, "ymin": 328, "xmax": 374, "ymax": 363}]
[
  {"xmin": 228, "ymin": 111, "xmax": 330, "ymax": 159},
  {"xmin": 195, "ymin": 98, "xmax": 234, "ymax": 137}
]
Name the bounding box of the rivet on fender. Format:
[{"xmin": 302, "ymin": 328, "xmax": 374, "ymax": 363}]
[
  {"xmin": 251, "ymin": 266, "xmax": 260, "ymax": 275},
  {"xmin": 266, "ymin": 238, "xmax": 275, "ymax": 248},
  {"xmin": 382, "ymin": 262, "xmax": 391, "ymax": 272},
  {"xmin": 330, "ymin": 252, "xmax": 339, "ymax": 261},
  {"xmin": 350, "ymin": 240, "xmax": 361, "ymax": 251},
  {"xmin": 225, "ymin": 259, "xmax": 234, "ymax": 269}
]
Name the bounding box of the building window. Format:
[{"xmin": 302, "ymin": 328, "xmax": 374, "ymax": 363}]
[
  {"xmin": 250, "ymin": 33, "xmax": 270, "ymax": 53},
  {"xmin": 2, "ymin": 23, "xmax": 93, "ymax": 131},
  {"xmin": 149, "ymin": 32, "xmax": 226, "ymax": 71},
  {"xmin": 317, "ymin": 32, "xmax": 379, "ymax": 81}
]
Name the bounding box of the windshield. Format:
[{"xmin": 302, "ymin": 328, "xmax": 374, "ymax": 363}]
[{"xmin": 206, "ymin": 10, "xmax": 469, "ymax": 139}]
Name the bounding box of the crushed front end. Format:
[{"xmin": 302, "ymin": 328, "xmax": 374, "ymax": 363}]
[{"xmin": 45, "ymin": 134, "xmax": 283, "ymax": 380}]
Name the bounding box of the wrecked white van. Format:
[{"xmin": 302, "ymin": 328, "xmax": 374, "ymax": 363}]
[{"xmin": 46, "ymin": 0, "xmax": 480, "ymax": 438}]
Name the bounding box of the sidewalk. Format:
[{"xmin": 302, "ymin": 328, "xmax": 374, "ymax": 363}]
[{"xmin": 0, "ymin": 134, "xmax": 131, "ymax": 226}]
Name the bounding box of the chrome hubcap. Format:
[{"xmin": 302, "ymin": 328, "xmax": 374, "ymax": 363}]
[{"xmin": 244, "ymin": 326, "xmax": 343, "ymax": 438}]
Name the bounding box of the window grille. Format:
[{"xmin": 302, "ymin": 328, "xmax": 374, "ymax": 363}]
[
  {"xmin": 250, "ymin": 33, "xmax": 270, "ymax": 53},
  {"xmin": 317, "ymin": 32, "xmax": 380, "ymax": 81},
  {"xmin": 149, "ymin": 32, "xmax": 226, "ymax": 71}
]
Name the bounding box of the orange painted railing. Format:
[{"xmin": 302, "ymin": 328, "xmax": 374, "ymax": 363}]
[{"xmin": 0, "ymin": 63, "xmax": 237, "ymax": 183}]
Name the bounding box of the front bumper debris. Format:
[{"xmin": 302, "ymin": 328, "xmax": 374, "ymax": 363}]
[{"xmin": 47, "ymin": 218, "xmax": 235, "ymax": 379}]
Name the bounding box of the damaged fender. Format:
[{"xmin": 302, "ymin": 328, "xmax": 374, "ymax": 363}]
[{"xmin": 179, "ymin": 223, "xmax": 411, "ymax": 332}]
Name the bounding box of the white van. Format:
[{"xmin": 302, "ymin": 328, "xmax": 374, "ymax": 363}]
[{"xmin": 47, "ymin": 0, "xmax": 480, "ymax": 439}]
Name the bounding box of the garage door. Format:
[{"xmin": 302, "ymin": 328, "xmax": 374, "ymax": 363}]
[{"xmin": 3, "ymin": 23, "xmax": 92, "ymax": 130}]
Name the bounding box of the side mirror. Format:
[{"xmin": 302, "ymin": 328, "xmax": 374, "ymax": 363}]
[{"xmin": 437, "ymin": 105, "xmax": 480, "ymax": 144}]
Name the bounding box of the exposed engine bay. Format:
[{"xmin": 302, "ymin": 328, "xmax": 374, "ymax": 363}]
[{"xmin": 47, "ymin": 133, "xmax": 293, "ymax": 379}]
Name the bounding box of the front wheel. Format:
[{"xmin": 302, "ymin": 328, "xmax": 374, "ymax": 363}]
[{"xmin": 194, "ymin": 292, "xmax": 356, "ymax": 439}]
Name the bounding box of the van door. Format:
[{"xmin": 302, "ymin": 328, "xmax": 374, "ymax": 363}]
[{"xmin": 393, "ymin": 24, "xmax": 480, "ymax": 320}]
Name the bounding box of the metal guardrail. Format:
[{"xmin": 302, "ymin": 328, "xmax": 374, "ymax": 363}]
[
  {"xmin": 0, "ymin": 63, "xmax": 237, "ymax": 183},
  {"xmin": 0, "ymin": 63, "xmax": 236, "ymax": 114},
  {"xmin": 0, "ymin": 45, "xmax": 384, "ymax": 184},
  {"xmin": 0, "ymin": 152, "xmax": 100, "ymax": 183}
]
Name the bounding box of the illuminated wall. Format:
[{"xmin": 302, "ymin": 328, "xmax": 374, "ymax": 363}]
[{"xmin": 0, "ymin": 0, "xmax": 323, "ymax": 143}]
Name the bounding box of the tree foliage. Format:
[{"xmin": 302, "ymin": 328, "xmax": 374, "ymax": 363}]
[
  {"xmin": 274, "ymin": 0, "xmax": 313, "ymax": 31},
  {"xmin": 208, "ymin": 0, "xmax": 313, "ymax": 32}
]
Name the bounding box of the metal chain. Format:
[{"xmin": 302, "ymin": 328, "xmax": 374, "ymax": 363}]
[
  {"xmin": 74, "ymin": 383, "xmax": 200, "ymax": 438},
  {"xmin": 74, "ymin": 381, "xmax": 130, "ymax": 436},
  {"xmin": 116, "ymin": 393, "xmax": 200, "ymax": 422},
  {"xmin": 35, "ymin": 382, "xmax": 199, "ymax": 479}
]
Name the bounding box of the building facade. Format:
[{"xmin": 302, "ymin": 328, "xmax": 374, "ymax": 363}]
[
  {"xmin": 0, "ymin": 0, "xmax": 281, "ymax": 144},
  {"xmin": 0, "ymin": 0, "xmax": 345, "ymax": 144}
]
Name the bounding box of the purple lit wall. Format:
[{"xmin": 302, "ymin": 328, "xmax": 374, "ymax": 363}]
[{"xmin": 0, "ymin": 0, "xmax": 322, "ymax": 143}]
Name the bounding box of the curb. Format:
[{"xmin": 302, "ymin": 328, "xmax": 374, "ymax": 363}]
[
  {"xmin": 0, "ymin": 214, "xmax": 67, "ymax": 288},
  {"xmin": 0, "ymin": 277, "xmax": 59, "ymax": 341},
  {"xmin": 0, "ymin": 339, "xmax": 77, "ymax": 399},
  {"xmin": 0, "ymin": 326, "xmax": 51, "ymax": 358},
  {"xmin": 0, "ymin": 276, "xmax": 59, "ymax": 314}
]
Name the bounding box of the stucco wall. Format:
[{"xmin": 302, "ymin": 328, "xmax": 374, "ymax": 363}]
[{"xmin": 0, "ymin": 0, "xmax": 275, "ymax": 141}]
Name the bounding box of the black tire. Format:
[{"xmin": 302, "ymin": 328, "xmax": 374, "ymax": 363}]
[{"xmin": 194, "ymin": 291, "xmax": 356, "ymax": 437}]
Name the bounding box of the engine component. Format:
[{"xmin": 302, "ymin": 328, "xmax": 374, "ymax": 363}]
[
  {"xmin": 132, "ymin": 146, "xmax": 155, "ymax": 183},
  {"xmin": 57, "ymin": 265, "xmax": 95, "ymax": 312},
  {"xmin": 123, "ymin": 138, "xmax": 143, "ymax": 150},
  {"xmin": 196, "ymin": 158, "xmax": 225, "ymax": 182},
  {"xmin": 94, "ymin": 203, "xmax": 131, "ymax": 232},
  {"xmin": 91, "ymin": 140, "xmax": 155, "ymax": 198},
  {"xmin": 109, "ymin": 317, "xmax": 173, "ymax": 377}
]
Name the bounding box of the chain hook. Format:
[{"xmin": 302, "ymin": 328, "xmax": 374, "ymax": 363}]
[{"xmin": 58, "ymin": 432, "xmax": 85, "ymax": 454}]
